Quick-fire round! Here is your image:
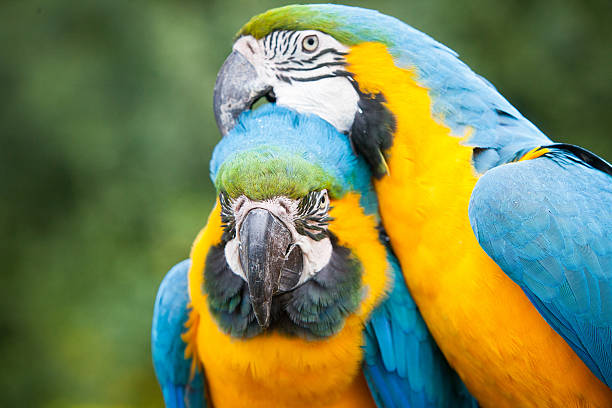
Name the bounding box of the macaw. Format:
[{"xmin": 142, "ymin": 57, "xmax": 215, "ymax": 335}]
[
  {"xmin": 212, "ymin": 4, "xmax": 612, "ymax": 407},
  {"xmin": 152, "ymin": 105, "xmax": 478, "ymax": 407}
]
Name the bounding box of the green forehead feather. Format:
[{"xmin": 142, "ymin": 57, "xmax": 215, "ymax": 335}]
[
  {"xmin": 237, "ymin": 5, "xmax": 360, "ymax": 46},
  {"xmin": 214, "ymin": 149, "xmax": 341, "ymax": 200}
]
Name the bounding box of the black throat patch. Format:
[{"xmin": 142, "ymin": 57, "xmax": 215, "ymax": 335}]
[
  {"xmin": 203, "ymin": 234, "xmax": 362, "ymax": 340},
  {"xmin": 349, "ymin": 83, "xmax": 397, "ymax": 178}
]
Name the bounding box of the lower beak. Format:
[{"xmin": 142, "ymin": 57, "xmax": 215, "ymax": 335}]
[
  {"xmin": 213, "ymin": 50, "xmax": 271, "ymax": 136},
  {"xmin": 239, "ymin": 208, "xmax": 301, "ymax": 328}
]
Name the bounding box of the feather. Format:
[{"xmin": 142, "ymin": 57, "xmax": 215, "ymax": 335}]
[
  {"xmin": 152, "ymin": 260, "xmax": 207, "ymax": 408},
  {"xmin": 469, "ymin": 146, "xmax": 612, "ymax": 386},
  {"xmin": 363, "ymin": 255, "xmax": 477, "ymax": 407}
]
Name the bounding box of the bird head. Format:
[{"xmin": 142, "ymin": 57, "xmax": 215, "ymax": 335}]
[
  {"xmin": 213, "ymin": 4, "xmax": 402, "ymax": 177},
  {"xmin": 192, "ymin": 105, "xmax": 390, "ymax": 339}
]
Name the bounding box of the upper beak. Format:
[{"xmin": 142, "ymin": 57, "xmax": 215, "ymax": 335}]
[
  {"xmin": 238, "ymin": 208, "xmax": 302, "ymax": 329},
  {"xmin": 213, "ymin": 50, "xmax": 271, "ymax": 136}
]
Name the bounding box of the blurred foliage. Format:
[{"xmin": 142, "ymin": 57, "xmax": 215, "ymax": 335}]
[{"xmin": 0, "ymin": 0, "xmax": 610, "ymax": 406}]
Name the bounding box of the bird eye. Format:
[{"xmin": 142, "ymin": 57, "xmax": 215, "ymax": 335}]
[
  {"xmin": 302, "ymin": 35, "xmax": 319, "ymax": 53},
  {"xmin": 318, "ymin": 190, "xmax": 329, "ymax": 210}
]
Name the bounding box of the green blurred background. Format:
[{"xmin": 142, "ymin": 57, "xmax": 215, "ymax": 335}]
[{"xmin": 1, "ymin": 0, "xmax": 610, "ymax": 406}]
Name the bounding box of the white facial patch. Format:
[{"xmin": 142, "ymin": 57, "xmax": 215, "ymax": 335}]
[
  {"xmin": 223, "ymin": 238, "xmax": 244, "ymax": 280},
  {"xmin": 234, "ymin": 31, "xmax": 360, "ymax": 133},
  {"xmin": 274, "ymin": 79, "xmax": 359, "ymax": 134}
]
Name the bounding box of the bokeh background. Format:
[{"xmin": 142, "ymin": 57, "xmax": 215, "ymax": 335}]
[{"xmin": 1, "ymin": 0, "xmax": 610, "ymax": 406}]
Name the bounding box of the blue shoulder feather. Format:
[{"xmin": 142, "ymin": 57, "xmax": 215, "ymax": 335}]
[
  {"xmin": 469, "ymin": 147, "xmax": 612, "ymax": 386},
  {"xmin": 152, "ymin": 260, "xmax": 207, "ymax": 408},
  {"xmin": 363, "ymin": 255, "xmax": 477, "ymax": 407}
]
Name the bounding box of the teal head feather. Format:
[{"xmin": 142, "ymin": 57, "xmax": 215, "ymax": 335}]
[{"xmin": 210, "ymin": 104, "xmax": 378, "ymax": 214}]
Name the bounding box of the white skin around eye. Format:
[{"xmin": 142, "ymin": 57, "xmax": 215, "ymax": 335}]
[{"xmin": 233, "ymin": 32, "xmax": 360, "ymax": 133}]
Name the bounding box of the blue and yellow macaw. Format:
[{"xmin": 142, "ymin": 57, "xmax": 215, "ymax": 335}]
[
  {"xmin": 152, "ymin": 105, "xmax": 478, "ymax": 407},
  {"xmin": 212, "ymin": 4, "xmax": 612, "ymax": 406}
]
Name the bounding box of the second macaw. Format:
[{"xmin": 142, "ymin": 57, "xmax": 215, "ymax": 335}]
[
  {"xmin": 152, "ymin": 105, "xmax": 477, "ymax": 407},
  {"xmin": 213, "ymin": 4, "xmax": 612, "ymax": 407}
]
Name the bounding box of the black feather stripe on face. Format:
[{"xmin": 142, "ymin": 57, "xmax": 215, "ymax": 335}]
[
  {"xmin": 349, "ymin": 86, "xmax": 397, "ymax": 178},
  {"xmin": 203, "ymin": 234, "xmax": 362, "ymax": 339},
  {"xmin": 294, "ymin": 190, "xmax": 332, "ymax": 241},
  {"xmin": 203, "ymin": 240, "xmax": 260, "ymax": 338},
  {"xmin": 219, "ymin": 192, "xmax": 237, "ymax": 241},
  {"xmin": 219, "ymin": 190, "xmax": 332, "ymax": 242},
  {"xmin": 262, "ymin": 31, "xmax": 350, "ymax": 85}
]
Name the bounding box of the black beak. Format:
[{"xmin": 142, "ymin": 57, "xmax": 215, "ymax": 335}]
[
  {"xmin": 213, "ymin": 50, "xmax": 272, "ymax": 136},
  {"xmin": 238, "ymin": 208, "xmax": 302, "ymax": 329}
]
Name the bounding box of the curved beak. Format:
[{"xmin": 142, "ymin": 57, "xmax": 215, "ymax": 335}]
[
  {"xmin": 213, "ymin": 50, "xmax": 272, "ymax": 136},
  {"xmin": 238, "ymin": 208, "xmax": 302, "ymax": 328}
]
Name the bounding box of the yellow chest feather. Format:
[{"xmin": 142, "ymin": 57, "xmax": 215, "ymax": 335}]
[
  {"xmin": 196, "ymin": 303, "xmax": 375, "ymax": 408},
  {"xmin": 347, "ymin": 42, "xmax": 612, "ymax": 407}
]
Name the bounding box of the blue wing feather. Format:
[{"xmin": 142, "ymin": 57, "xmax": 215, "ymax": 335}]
[
  {"xmin": 469, "ymin": 148, "xmax": 612, "ymax": 386},
  {"xmin": 152, "ymin": 260, "xmax": 207, "ymax": 408},
  {"xmin": 363, "ymin": 255, "xmax": 477, "ymax": 407}
]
